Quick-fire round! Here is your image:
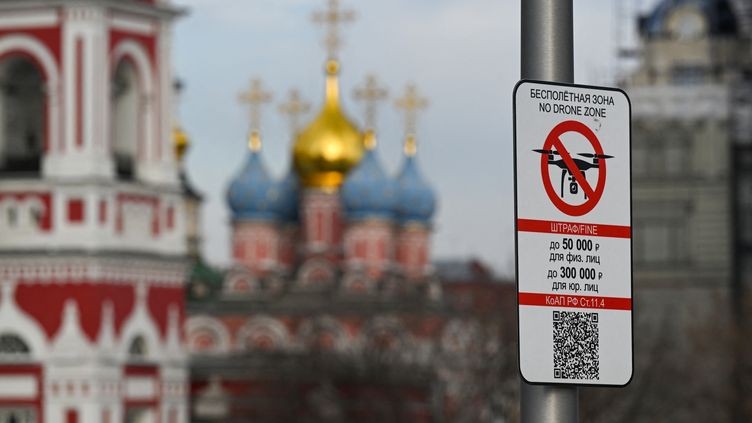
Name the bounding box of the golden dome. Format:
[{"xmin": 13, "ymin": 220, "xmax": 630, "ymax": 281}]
[
  {"xmin": 293, "ymin": 60, "xmax": 363, "ymax": 189},
  {"xmin": 173, "ymin": 125, "xmax": 190, "ymax": 162}
]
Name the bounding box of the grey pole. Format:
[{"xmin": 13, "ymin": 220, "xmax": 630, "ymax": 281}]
[
  {"xmin": 520, "ymin": 0, "xmax": 579, "ymax": 422},
  {"xmin": 521, "ymin": 0, "xmax": 574, "ymax": 82}
]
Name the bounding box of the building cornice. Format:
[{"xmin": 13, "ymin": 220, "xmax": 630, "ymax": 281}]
[{"xmin": 0, "ymin": 0, "xmax": 187, "ymax": 20}]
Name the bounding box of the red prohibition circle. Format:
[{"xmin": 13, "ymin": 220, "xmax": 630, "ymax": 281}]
[{"xmin": 540, "ymin": 120, "xmax": 606, "ymax": 216}]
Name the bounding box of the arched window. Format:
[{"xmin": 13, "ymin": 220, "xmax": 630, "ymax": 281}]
[
  {"xmin": 128, "ymin": 335, "xmax": 147, "ymax": 358},
  {"xmin": 0, "ymin": 57, "xmax": 44, "ymax": 176},
  {"xmin": 126, "ymin": 408, "xmax": 156, "ymax": 423},
  {"xmin": 0, "ymin": 333, "xmax": 31, "ymax": 359},
  {"xmin": 0, "ymin": 408, "xmax": 35, "ymax": 423},
  {"xmin": 111, "ymin": 60, "xmax": 139, "ymax": 180}
]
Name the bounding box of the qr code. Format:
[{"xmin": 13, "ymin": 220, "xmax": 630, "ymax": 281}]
[{"xmin": 553, "ymin": 311, "xmax": 599, "ymax": 380}]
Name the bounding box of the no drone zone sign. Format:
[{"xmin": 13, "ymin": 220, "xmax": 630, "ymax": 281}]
[{"xmin": 513, "ymin": 80, "xmax": 633, "ymax": 386}]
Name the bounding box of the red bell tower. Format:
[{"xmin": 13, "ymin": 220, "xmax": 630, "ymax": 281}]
[{"xmin": 0, "ymin": 1, "xmax": 189, "ymax": 422}]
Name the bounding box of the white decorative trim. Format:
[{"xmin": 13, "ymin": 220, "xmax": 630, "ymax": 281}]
[
  {"xmin": 296, "ymin": 316, "xmax": 351, "ymax": 353},
  {"xmin": 0, "ymin": 375, "xmax": 36, "ymax": 397},
  {"xmin": 185, "ymin": 315, "xmax": 230, "ymax": 354},
  {"xmin": 236, "ymin": 316, "xmax": 290, "ymax": 352},
  {"xmin": 97, "ymin": 301, "xmax": 116, "ymax": 357},
  {"xmin": 164, "ymin": 305, "xmax": 185, "ymax": 363},
  {"xmin": 222, "ymin": 266, "xmax": 259, "ymax": 297},
  {"xmin": 341, "ymin": 269, "xmax": 376, "ymax": 295},
  {"xmin": 49, "ymin": 299, "xmax": 95, "ymax": 363},
  {"xmin": 0, "ymin": 180, "xmax": 186, "ymax": 255},
  {"xmin": 0, "ymin": 10, "xmax": 59, "ymax": 28},
  {"xmin": 296, "ymin": 258, "xmax": 336, "ymax": 291},
  {"xmin": 124, "ymin": 376, "xmax": 157, "ymax": 399},
  {"xmin": 110, "ymin": 15, "xmax": 156, "ymax": 35},
  {"xmin": 119, "ymin": 283, "xmax": 164, "ymax": 361},
  {"xmin": 0, "ymin": 255, "xmax": 186, "ymax": 286}
]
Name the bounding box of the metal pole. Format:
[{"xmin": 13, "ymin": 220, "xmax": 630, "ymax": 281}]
[
  {"xmin": 520, "ymin": 0, "xmax": 578, "ymax": 422},
  {"xmin": 521, "ymin": 0, "xmax": 574, "ymax": 82},
  {"xmin": 520, "ymin": 383, "xmax": 578, "ymax": 423}
]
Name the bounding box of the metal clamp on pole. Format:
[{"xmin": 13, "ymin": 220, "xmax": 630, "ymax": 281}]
[{"xmin": 520, "ymin": 0, "xmax": 578, "ymax": 422}]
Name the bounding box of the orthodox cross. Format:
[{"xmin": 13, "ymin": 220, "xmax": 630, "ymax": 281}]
[
  {"xmin": 312, "ymin": 0, "xmax": 355, "ymax": 60},
  {"xmin": 353, "ymin": 74, "xmax": 388, "ymax": 131},
  {"xmin": 395, "ymin": 83, "xmax": 428, "ymax": 136},
  {"xmin": 238, "ymin": 79, "xmax": 272, "ymax": 150},
  {"xmin": 278, "ymin": 88, "xmax": 311, "ymax": 136},
  {"xmin": 239, "ymin": 79, "xmax": 272, "ymax": 132}
]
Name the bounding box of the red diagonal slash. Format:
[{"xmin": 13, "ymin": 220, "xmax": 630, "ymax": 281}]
[
  {"xmin": 551, "ymin": 136, "xmax": 596, "ymax": 199},
  {"xmin": 539, "ymin": 120, "xmax": 607, "ymax": 217}
]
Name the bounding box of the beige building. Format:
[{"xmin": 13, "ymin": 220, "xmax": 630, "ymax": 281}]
[
  {"xmin": 626, "ymin": 0, "xmax": 751, "ymax": 291},
  {"xmin": 587, "ymin": 1, "xmax": 752, "ymax": 420}
]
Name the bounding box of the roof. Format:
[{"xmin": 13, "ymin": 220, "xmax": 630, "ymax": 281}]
[
  {"xmin": 640, "ymin": 0, "xmax": 739, "ymax": 38},
  {"xmin": 433, "ymin": 259, "xmax": 495, "ymax": 283},
  {"xmin": 187, "ymin": 259, "xmax": 225, "ymax": 302},
  {"xmin": 180, "ymin": 170, "xmax": 203, "ymax": 201}
]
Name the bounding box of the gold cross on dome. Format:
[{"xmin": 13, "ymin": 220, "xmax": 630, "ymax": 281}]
[
  {"xmin": 238, "ymin": 79, "xmax": 272, "ymax": 133},
  {"xmin": 395, "ymin": 83, "xmax": 428, "ymax": 136},
  {"xmin": 312, "ymin": 0, "xmax": 356, "ymax": 60},
  {"xmin": 353, "ymin": 74, "xmax": 388, "ymax": 130},
  {"xmin": 278, "ymin": 88, "xmax": 311, "ymax": 135}
]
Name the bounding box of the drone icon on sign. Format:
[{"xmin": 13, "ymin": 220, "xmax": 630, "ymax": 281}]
[{"xmin": 532, "ymin": 149, "xmax": 614, "ymax": 199}]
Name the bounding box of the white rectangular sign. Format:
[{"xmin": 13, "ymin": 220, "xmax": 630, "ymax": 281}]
[{"xmin": 513, "ymin": 80, "xmax": 633, "ymax": 386}]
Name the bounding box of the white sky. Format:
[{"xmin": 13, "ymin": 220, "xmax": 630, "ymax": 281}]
[{"xmin": 173, "ymin": 0, "xmax": 659, "ymax": 276}]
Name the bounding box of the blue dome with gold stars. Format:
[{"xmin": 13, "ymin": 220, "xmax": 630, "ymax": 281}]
[
  {"xmin": 395, "ymin": 147, "xmax": 436, "ymax": 225},
  {"xmin": 341, "ymin": 134, "xmax": 396, "ymax": 221},
  {"xmin": 227, "ymin": 148, "xmax": 280, "ymax": 221}
]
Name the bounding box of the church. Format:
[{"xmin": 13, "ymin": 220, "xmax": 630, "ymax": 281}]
[
  {"xmin": 0, "ymin": 0, "xmax": 512, "ymax": 421},
  {"xmin": 183, "ymin": 0, "xmax": 512, "ymax": 421}
]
